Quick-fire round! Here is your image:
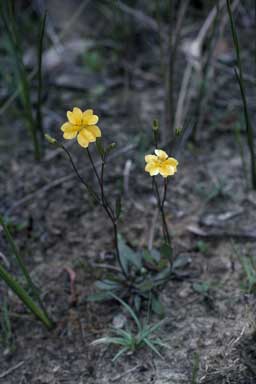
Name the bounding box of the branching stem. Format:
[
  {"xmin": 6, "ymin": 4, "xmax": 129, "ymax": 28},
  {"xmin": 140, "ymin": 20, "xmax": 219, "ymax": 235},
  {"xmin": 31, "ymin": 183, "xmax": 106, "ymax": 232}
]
[
  {"xmin": 152, "ymin": 177, "xmax": 171, "ymax": 246},
  {"xmin": 87, "ymin": 148, "xmax": 128, "ymax": 279}
]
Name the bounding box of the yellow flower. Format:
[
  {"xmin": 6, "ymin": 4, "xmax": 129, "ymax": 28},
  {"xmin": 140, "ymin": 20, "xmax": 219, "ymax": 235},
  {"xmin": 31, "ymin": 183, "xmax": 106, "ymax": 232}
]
[
  {"xmin": 61, "ymin": 107, "xmax": 101, "ymax": 148},
  {"xmin": 145, "ymin": 149, "xmax": 178, "ymax": 178}
]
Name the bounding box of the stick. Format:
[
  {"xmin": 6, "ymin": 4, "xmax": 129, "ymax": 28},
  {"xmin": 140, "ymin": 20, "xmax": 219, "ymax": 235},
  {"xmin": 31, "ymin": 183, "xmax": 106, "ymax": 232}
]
[
  {"xmin": 174, "ymin": 0, "xmax": 229, "ymax": 131},
  {"xmin": 0, "ymin": 362, "xmax": 24, "ymax": 379}
]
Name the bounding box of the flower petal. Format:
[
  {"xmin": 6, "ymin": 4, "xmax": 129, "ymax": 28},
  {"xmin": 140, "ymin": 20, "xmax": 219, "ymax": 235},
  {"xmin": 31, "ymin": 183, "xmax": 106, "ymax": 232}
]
[
  {"xmin": 61, "ymin": 122, "xmax": 71, "ymax": 132},
  {"xmin": 77, "ymin": 131, "xmax": 89, "ymax": 147},
  {"xmin": 160, "ymin": 165, "xmax": 176, "ymax": 177},
  {"xmin": 67, "ymin": 107, "xmax": 83, "ymax": 125},
  {"xmin": 77, "ymin": 128, "xmax": 96, "ymax": 148},
  {"xmin": 63, "ymin": 131, "xmax": 77, "ymax": 139},
  {"xmin": 145, "ymin": 163, "xmax": 159, "ymax": 176},
  {"xmin": 155, "ymin": 149, "xmax": 168, "ymax": 160},
  {"xmin": 61, "ymin": 122, "xmax": 78, "ymax": 139},
  {"xmin": 84, "ymin": 114, "xmax": 99, "ymax": 125},
  {"xmin": 86, "ymin": 125, "xmax": 101, "ymax": 138},
  {"xmin": 165, "ymin": 157, "xmax": 178, "ymax": 167},
  {"xmin": 145, "ymin": 154, "xmax": 157, "ymax": 163},
  {"xmin": 83, "ymin": 109, "xmax": 93, "ymax": 116}
]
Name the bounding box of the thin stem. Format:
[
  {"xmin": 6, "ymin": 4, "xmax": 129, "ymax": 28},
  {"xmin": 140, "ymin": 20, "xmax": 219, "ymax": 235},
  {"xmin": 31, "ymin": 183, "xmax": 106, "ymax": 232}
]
[
  {"xmin": 152, "ymin": 177, "xmax": 171, "ymax": 246},
  {"xmin": 1, "ymin": 0, "xmax": 41, "ymax": 160},
  {"xmin": 61, "ymin": 145, "xmax": 100, "ymax": 204},
  {"xmin": 87, "ymin": 147, "xmax": 101, "ymax": 184},
  {"xmin": 87, "ymin": 148, "xmax": 114, "ymax": 219},
  {"xmin": 155, "ymin": 0, "xmax": 165, "ymax": 79},
  {"xmin": 87, "ymin": 148, "xmax": 128, "ymax": 279},
  {"xmin": 227, "ymin": 0, "xmax": 256, "ymax": 189},
  {"xmin": 36, "ymin": 12, "xmax": 46, "ymax": 142},
  {"xmin": 100, "ymin": 156, "xmax": 115, "ymax": 219}
]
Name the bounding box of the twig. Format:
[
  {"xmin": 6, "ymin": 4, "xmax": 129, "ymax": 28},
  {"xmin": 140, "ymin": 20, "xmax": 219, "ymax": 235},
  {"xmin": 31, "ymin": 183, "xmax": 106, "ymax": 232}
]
[
  {"xmin": 110, "ymin": 366, "xmax": 139, "ymax": 382},
  {"xmin": 0, "ymin": 361, "xmax": 24, "ymax": 379},
  {"xmin": 123, "ymin": 159, "xmax": 132, "ymax": 197},
  {"xmin": 173, "ymin": 64, "xmax": 193, "ymax": 132},
  {"xmin": 174, "ymin": 0, "xmax": 228, "ymax": 131},
  {"xmin": 113, "ymin": 1, "xmax": 160, "ymax": 34},
  {"xmin": 90, "ymin": 263, "xmax": 120, "ymax": 272},
  {"xmin": 187, "ymin": 224, "xmax": 256, "ymax": 241},
  {"xmin": 165, "ymin": 0, "xmax": 189, "ymax": 140}
]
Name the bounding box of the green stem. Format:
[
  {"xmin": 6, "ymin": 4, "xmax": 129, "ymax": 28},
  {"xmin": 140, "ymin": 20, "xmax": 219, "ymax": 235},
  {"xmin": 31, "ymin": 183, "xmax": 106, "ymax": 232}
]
[
  {"xmin": 36, "ymin": 12, "xmax": 47, "ymax": 142},
  {"xmin": 227, "ymin": 0, "xmax": 256, "ymax": 189},
  {"xmin": 87, "ymin": 148, "xmax": 114, "ymax": 219},
  {"xmin": 87, "ymin": 148, "xmax": 128, "ymax": 279},
  {"xmin": 152, "ymin": 177, "xmax": 171, "ymax": 246},
  {"xmin": 155, "ymin": 0, "xmax": 165, "ymax": 80},
  {"xmin": 1, "ymin": 0, "xmax": 41, "ymax": 160},
  {"xmin": 60, "ymin": 144, "xmax": 100, "ymax": 204},
  {"xmin": 0, "ymin": 264, "xmax": 53, "ymax": 330},
  {"xmin": 0, "ymin": 214, "xmax": 50, "ymax": 316},
  {"xmin": 0, "ymin": 215, "xmax": 34, "ymax": 291}
]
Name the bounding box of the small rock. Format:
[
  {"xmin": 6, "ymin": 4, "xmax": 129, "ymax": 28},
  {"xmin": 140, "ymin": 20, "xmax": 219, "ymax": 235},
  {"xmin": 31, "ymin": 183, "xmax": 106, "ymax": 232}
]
[{"xmin": 112, "ymin": 313, "xmax": 127, "ymax": 329}]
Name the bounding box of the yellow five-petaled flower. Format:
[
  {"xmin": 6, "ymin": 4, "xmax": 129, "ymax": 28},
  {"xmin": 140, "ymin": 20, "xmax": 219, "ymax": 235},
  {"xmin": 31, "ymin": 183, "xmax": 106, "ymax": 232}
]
[
  {"xmin": 61, "ymin": 107, "xmax": 101, "ymax": 148},
  {"xmin": 145, "ymin": 149, "xmax": 178, "ymax": 178}
]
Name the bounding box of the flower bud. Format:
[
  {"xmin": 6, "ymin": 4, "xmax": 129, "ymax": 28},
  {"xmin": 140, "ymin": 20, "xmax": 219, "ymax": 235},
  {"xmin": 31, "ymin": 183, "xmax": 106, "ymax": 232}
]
[
  {"xmin": 109, "ymin": 142, "xmax": 117, "ymax": 149},
  {"xmin": 45, "ymin": 134, "xmax": 57, "ymax": 144},
  {"xmin": 152, "ymin": 119, "xmax": 159, "ymax": 131},
  {"xmin": 175, "ymin": 127, "xmax": 182, "ymax": 136}
]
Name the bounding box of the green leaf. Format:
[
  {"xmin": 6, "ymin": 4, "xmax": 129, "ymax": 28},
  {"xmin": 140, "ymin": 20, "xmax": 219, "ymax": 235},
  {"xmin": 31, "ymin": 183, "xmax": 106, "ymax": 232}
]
[
  {"xmin": 196, "ymin": 240, "xmax": 208, "ymax": 254},
  {"xmin": 142, "ymin": 249, "xmax": 162, "ymax": 268},
  {"xmin": 172, "ymin": 254, "xmax": 191, "ymax": 270},
  {"xmin": 112, "ymin": 347, "xmax": 129, "ymax": 362},
  {"xmin": 87, "ymin": 291, "xmax": 114, "ymax": 302},
  {"xmin": 143, "ymin": 338, "xmax": 164, "ymax": 359},
  {"xmin": 109, "ymin": 292, "xmax": 142, "ymax": 332},
  {"xmin": 153, "ymin": 268, "xmax": 171, "ymax": 286},
  {"xmin": 157, "ymin": 258, "xmax": 169, "ymax": 270},
  {"xmin": 137, "ymin": 279, "xmax": 153, "ymax": 292},
  {"xmin": 0, "ymin": 264, "xmax": 53, "ymax": 329},
  {"xmin": 160, "ymin": 243, "xmax": 172, "ymax": 260},
  {"xmin": 239, "ymin": 256, "xmax": 256, "ymax": 293},
  {"xmin": 118, "ymin": 234, "xmax": 142, "ymax": 274},
  {"xmin": 95, "ymin": 137, "xmax": 105, "ymax": 158},
  {"xmin": 95, "ymin": 279, "xmax": 122, "ymax": 290},
  {"xmin": 193, "ymin": 282, "xmax": 210, "ymax": 295},
  {"xmin": 151, "ymin": 294, "xmax": 165, "ymax": 317},
  {"xmin": 151, "ymin": 249, "xmax": 161, "ymax": 262},
  {"xmin": 142, "ymin": 249, "xmax": 155, "ymax": 264},
  {"xmin": 133, "ymin": 294, "xmax": 142, "ymax": 313}
]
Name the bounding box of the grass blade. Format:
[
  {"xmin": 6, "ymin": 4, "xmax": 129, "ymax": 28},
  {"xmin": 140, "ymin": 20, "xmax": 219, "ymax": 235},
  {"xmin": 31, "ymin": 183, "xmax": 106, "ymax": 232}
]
[
  {"xmin": 109, "ymin": 292, "xmax": 142, "ymax": 332},
  {"xmin": 112, "ymin": 347, "xmax": 129, "ymax": 362},
  {"xmin": 36, "ymin": 12, "xmax": 46, "ymax": 141},
  {"xmin": 0, "ymin": 263, "xmax": 53, "ymax": 330},
  {"xmin": 0, "ymin": 215, "xmax": 33, "ymax": 289},
  {"xmin": 226, "ymin": 0, "xmax": 256, "ymax": 188},
  {"xmin": 143, "ymin": 338, "xmax": 164, "ymax": 359}
]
